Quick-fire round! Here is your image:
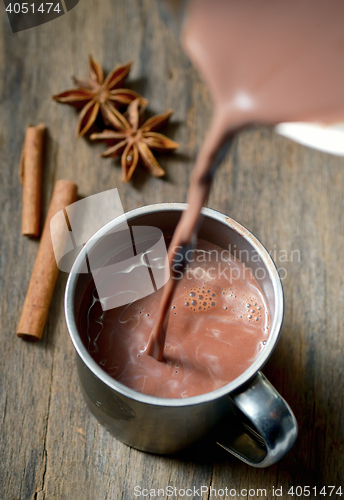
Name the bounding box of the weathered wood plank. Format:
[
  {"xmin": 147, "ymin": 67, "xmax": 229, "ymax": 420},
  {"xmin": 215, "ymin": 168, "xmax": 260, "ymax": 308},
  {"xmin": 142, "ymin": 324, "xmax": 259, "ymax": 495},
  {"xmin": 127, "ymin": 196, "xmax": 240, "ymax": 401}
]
[{"xmin": 0, "ymin": 0, "xmax": 343, "ymax": 499}]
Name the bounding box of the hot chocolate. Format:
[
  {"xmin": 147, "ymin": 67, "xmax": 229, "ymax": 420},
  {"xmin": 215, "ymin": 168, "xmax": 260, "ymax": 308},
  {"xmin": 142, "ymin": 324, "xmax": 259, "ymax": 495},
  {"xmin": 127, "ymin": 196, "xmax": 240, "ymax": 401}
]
[
  {"xmin": 79, "ymin": 239, "xmax": 269, "ymax": 398},
  {"xmin": 148, "ymin": 0, "xmax": 344, "ymax": 360}
]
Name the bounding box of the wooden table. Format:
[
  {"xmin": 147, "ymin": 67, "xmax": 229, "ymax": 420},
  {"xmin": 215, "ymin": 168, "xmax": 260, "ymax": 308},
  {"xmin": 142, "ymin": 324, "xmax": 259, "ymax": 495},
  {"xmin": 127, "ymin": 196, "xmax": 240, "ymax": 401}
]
[{"xmin": 1, "ymin": 1, "xmax": 343, "ymax": 498}]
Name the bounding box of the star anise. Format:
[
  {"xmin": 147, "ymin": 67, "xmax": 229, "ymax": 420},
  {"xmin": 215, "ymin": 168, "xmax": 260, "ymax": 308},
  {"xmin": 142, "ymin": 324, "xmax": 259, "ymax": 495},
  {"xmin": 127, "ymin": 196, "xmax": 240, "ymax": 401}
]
[
  {"xmin": 90, "ymin": 99, "xmax": 179, "ymax": 183},
  {"xmin": 52, "ymin": 55, "xmax": 147, "ymax": 138}
]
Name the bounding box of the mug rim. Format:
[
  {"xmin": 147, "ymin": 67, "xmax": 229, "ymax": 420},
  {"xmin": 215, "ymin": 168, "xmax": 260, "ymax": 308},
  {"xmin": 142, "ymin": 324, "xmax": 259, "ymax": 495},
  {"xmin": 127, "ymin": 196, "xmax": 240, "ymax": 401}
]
[{"xmin": 65, "ymin": 203, "xmax": 284, "ymax": 407}]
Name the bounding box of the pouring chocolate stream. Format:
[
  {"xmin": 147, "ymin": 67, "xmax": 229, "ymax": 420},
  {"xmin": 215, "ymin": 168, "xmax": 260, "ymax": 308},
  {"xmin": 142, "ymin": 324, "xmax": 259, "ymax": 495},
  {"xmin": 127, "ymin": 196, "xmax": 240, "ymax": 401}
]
[{"xmin": 148, "ymin": 0, "xmax": 344, "ymax": 361}]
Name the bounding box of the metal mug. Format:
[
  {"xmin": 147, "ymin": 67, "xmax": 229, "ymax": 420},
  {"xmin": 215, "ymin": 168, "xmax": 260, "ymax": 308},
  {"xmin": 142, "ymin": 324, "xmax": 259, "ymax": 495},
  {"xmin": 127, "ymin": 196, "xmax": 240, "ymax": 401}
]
[{"xmin": 64, "ymin": 203, "xmax": 298, "ymax": 467}]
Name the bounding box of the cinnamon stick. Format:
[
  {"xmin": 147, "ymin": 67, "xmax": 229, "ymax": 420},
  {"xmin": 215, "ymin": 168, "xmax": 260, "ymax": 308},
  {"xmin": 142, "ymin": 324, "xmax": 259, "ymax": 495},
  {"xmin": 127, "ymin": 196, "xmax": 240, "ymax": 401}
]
[
  {"xmin": 20, "ymin": 123, "xmax": 46, "ymax": 238},
  {"xmin": 17, "ymin": 180, "xmax": 78, "ymax": 341}
]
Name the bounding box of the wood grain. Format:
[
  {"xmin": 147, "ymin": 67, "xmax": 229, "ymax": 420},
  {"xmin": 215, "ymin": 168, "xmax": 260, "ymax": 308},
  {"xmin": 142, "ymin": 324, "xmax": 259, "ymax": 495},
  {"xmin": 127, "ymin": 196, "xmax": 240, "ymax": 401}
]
[{"xmin": 0, "ymin": 1, "xmax": 343, "ymax": 498}]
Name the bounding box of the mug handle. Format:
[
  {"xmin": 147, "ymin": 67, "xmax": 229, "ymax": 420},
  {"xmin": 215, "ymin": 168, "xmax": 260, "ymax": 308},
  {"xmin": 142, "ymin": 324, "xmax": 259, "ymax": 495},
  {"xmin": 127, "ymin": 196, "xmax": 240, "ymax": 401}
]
[{"xmin": 217, "ymin": 372, "xmax": 298, "ymax": 468}]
